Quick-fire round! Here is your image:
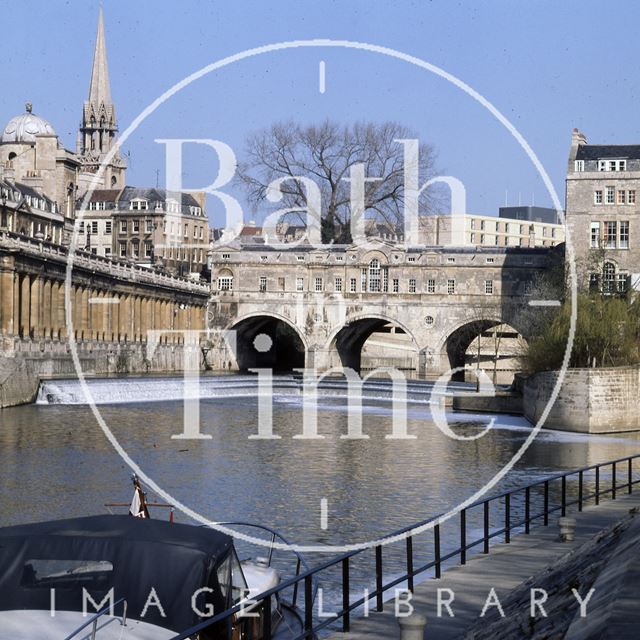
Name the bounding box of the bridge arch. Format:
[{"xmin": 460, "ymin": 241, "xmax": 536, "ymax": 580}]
[
  {"xmin": 440, "ymin": 316, "xmax": 527, "ymax": 383},
  {"xmin": 325, "ymin": 313, "xmax": 420, "ymax": 373},
  {"xmin": 227, "ymin": 312, "xmax": 307, "ymax": 371}
]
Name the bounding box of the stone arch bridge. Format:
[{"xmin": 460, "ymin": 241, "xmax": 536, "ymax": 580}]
[{"xmin": 207, "ymin": 241, "xmax": 559, "ymax": 378}]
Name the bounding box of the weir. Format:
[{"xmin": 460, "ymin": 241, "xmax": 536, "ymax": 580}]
[{"xmin": 35, "ymin": 374, "xmax": 478, "ymax": 406}]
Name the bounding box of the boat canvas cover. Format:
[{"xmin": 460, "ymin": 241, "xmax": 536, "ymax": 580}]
[{"xmin": 0, "ymin": 515, "xmax": 234, "ymax": 632}]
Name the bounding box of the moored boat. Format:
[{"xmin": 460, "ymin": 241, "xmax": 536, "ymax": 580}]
[{"xmin": 0, "ymin": 479, "xmax": 312, "ymax": 639}]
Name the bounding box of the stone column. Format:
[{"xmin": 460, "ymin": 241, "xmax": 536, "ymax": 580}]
[
  {"xmin": 42, "ymin": 279, "xmax": 52, "ymax": 339},
  {"xmin": 29, "ymin": 275, "xmax": 41, "ymax": 339},
  {"xmin": 0, "ymin": 256, "xmax": 16, "ymax": 336},
  {"xmin": 19, "ymin": 275, "xmax": 30, "ymax": 338},
  {"xmin": 57, "ymin": 280, "xmax": 67, "ymax": 340}
]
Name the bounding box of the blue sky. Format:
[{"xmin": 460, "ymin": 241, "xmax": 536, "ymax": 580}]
[{"xmin": 2, "ymin": 0, "xmax": 639, "ymax": 226}]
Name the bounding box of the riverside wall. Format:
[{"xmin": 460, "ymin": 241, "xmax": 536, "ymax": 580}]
[
  {"xmin": 523, "ymin": 366, "xmax": 640, "ymax": 433},
  {"xmin": 0, "ymin": 338, "xmax": 203, "ymax": 408}
]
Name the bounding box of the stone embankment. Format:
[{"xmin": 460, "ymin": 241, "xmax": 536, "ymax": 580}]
[{"xmin": 0, "ymin": 339, "xmax": 202, "ymax": 408}]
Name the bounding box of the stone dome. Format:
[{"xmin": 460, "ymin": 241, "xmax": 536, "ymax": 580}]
[{"xmin": 1, "ymin": 103, "xmax": 57, "ymax": 144}]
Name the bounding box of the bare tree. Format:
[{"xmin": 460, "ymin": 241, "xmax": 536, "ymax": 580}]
[{"xmin": 236, "ymin": 120, "xmax": 441, "ymax": 243}]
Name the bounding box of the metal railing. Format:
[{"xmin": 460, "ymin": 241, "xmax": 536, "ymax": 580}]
[
  {"xmin": 170, "ymin": 452, "xmax": 640, "ymax": 640},
  {"xmin": 63, "ymin": 597, "xmax": 127, "ymax": 640}
]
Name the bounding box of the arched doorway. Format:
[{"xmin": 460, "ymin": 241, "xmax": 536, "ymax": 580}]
[
  {"xmin": 230, "ymin": 315, "xmax": 306, "ymax": 371},
  {"xmin": 444, "ymin": 319, "xmax": 526, "ymax": 383},
  {"xmin": 329, "ymin": 317, "xmax": 419, "ymax": 374}
]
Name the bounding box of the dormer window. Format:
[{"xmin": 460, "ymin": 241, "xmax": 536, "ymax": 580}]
[
  {"xmin": 598, "ymin": 159, "xmax": 626, "ymax": 172},
  {"xmin": 129, "ymin": 199, "xmax": 148, "ymax": 210},
  {"xmin": 574, "ymin": 160, "xmax": 584, "ymax": 172},
  {"xmin": 165, "ymin": 199, "xmax": 180, "ymax": 214}
]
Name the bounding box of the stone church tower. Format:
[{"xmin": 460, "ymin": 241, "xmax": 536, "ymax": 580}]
[{"xmin": 76, "ymin": 7, "xmax": 126, "ymax": 194}]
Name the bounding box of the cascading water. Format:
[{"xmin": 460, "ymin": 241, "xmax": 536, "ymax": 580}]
[{"xmin": 35, "ymin": 374, "xmax": 476, "ymax": 406}]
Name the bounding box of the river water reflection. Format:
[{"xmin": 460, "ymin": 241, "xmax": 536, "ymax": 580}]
[{"xmin": 2, "ymin": 374, "xmax": 639, "ymax": 548}]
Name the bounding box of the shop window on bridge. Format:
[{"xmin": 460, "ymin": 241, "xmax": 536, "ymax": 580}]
[
  {"xmin": 259, "ymin": 276, "xmax": 267, "ymax": 293},
  {"xmin": 409, "ymin": 278, "xmax": 417, "ymax": 293},
  {"xmin": 368, "ymin": 259, "xmax": 381, "ymax": 292},
  {"xmin": 218, "ymin": 270, "xmax": 234, "ymax": 291},
  {"xmin": 350, "ymin": 277, "xmax": 357, "ymax": 293}
]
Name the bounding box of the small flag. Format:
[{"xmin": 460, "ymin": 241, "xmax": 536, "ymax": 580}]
[{"xmin": 129, "ymin": 476, "xmax": 149, "ymax": 518}]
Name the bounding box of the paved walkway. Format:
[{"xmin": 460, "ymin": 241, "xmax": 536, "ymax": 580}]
[{"xmin": 327, "ymin": 490, "xmax": 640, "ymax": 639}]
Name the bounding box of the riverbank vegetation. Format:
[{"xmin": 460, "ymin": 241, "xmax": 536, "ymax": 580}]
[{"xmin": 523, "ymin": 293, "xmax": 640, "ymax": 373}]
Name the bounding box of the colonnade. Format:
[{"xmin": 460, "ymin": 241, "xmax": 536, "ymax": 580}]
[{"xmin": 0, "ymin": 260, "xmax": 206, "ymax": 344}]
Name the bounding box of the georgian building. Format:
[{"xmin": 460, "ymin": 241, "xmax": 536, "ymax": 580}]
[
  {"xmin": 566, "ymin": 128, "xmax": 640, "ymax": 293},
  {"xmin": 79, "ymin": 186, "xmax": 209, "ymax": 278},
  {"xmin": 0, "ymin": 7, "xmax": 126, "ymax": 244},
  {"xmin": 0, "ymin": 179, "xmax": 63, "ymax": 243}
]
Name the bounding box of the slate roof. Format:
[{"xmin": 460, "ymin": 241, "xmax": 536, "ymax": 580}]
[
  {"xmin": 576, "ymin": 144, "xmax": 640, "ymax": 160},
  {"xmin": 119, "ymin": 186, "xmax": 201, "ymax": 208}
]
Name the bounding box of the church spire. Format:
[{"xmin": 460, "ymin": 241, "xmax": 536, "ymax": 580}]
[
  {"xmin": 77, "ymin": 6, "xmax": 126, "ymax": 190},
  {"xmin": 88, "ymin": 6, "xmax": 112, "ymax": 107}
]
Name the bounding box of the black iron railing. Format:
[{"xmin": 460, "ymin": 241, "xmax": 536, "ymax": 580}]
[{"xmin": 170, "ymin": 452, "xmax": 640, "ymax": 640}]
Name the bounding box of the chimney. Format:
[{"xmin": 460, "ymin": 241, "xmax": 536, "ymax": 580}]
[{"xmin": 571, "ymin": 128, "xmax": 587, "ymax": 147}]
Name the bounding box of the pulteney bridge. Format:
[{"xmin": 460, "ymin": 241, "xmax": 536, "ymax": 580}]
[{"xmin": 207, "ymin": 240, "xmax": 560, "ymax": 377}]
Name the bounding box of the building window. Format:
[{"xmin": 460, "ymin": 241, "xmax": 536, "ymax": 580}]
[
  {"xmin": 368, "ymin": 259, "xmax": 381, "ymax": 292},
  {"xmin": 145, "ymin": 220, "xmax": 153, "ymax": 233},
  {"xmin": 335, "ymin": 277, "xmax": 343, "ymax": 292},
  {"xmin": 409, "ymin": 278, "xmax": 416, "ymax": 293},
  {"xmin": 470, "ymin": 219, "xmax": 476, "ymax": 230},
  {"xmin": 480, "ymin": 234, "xmax": 485, "ymax": 244},
  {"xmin": 315, "ymin": 277, "xmax": 323, "ymax": 292},
  {"xmin": 447, "ymin": 257, "xmax": 455, "ymax": 263},
  {"xmin": 144, "ymin": 241, "xmax": 152, "ymax": 258},
  {"xmin": 594, "ymin": 190, "xmax": 603, "ymax": 205},
  {"xmin": 259, "ymin": 276, "xmax": 267, "ymax": 292},
  {"xmin": 90, "ymin": 221, "xmax": 98, "ymax": 234},
  {"xmin": 119, "ymin": 242, "xmax": 127, "ymax": 257},
  {"xmin": 297, "ymin": 255, "xmax": 305, "ymax": 261},
  {"xmin": 470, "ymin": 233, "xmax": 476, "ymax": 243},
  {"xmin": 620, "ymin": 221, "xmax": 629, "ymax": 249},
  {"xmin": 574, "ymin": 160, "xmax": 584, "ymax": 171},
  {"xmin": 335, "ymin": 255, "xmax": 343, "ymax": 261},
  {"xmin": 427, "ymin": 279, "xmax": 436, "ymax": 293},
  {"xmin": 104, "ymin": 247, "xmax": 111, "ymax": 257},
  {"xmin": 132, "ymin": 220, "xmax": 140, "ymax": 233},
  {"xmin": 349, "ymin": 277, "xmax": 357, "ymax": 293},
  {"xmin": 484, "ymin": 280, "xmax": 493, "ymax": 294},
  {"xmin": 628, "ymin": 190, "xmax": 636, "ymax": 204},
  {"xmin": 605, "ymin": 221, "xmax": 617, "ymax": 248},
  {"xmin": 486, "ymin": 257, "xmax": 495, "ymax": 263},
  {"xmin": 590, "ymin": 222, "xmax": 600, "ymax": 248},
  {"xmin": 105, "ymin": 221, "xmax": 112, "ymax": 234},
  {"xmin": 618, "ymin": 190, "xmax": 626, "ymax": 205},
  {"xmin": 90, "ymin": 247, "xmax": 98, "ymax": 255},
  {"xmin": 392, "ymin": 278, "xmax": 399, "ymax": 293},
  {"xmin": 447, "ymin": 279, "xmax": 455, "ymax": 294},
  {"xmin": 361, "ymin": 268, "xmax": 367, "ymax": 291},
  {"xmin": 606, "ymin": 186, "xmax": 615, "ymax": 204},
  {"xmin": 120, "ymin": 220, "xmax": 127, "ymax": 233},
  {"xmin": 131, "ymin": 241, "xmax": 140, "ymax": 258},
  {"xmin": 603, "ymin": 261, "xmax": 616, "ymax": 293},
  {"xmin": 222, "ymin": 253, "xmax": 230, "ymax": 259},
  {"xmin": 130, "ymin": 199, "xmax": 148, "ymax": 210},
  {"xmin": 218, "ymin": 276, "xmax": 233, "ymax": 291},
  {"xmin": 480, "ymin": 220, "xmax": 485, "ymax": 231},
  {"xmin": 407, "ymin": 256, "xmax": 416, "ymax": 262},
  {"xmin": 296, "ymin": 277, "xmax": 304, "ymax": 292}
]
